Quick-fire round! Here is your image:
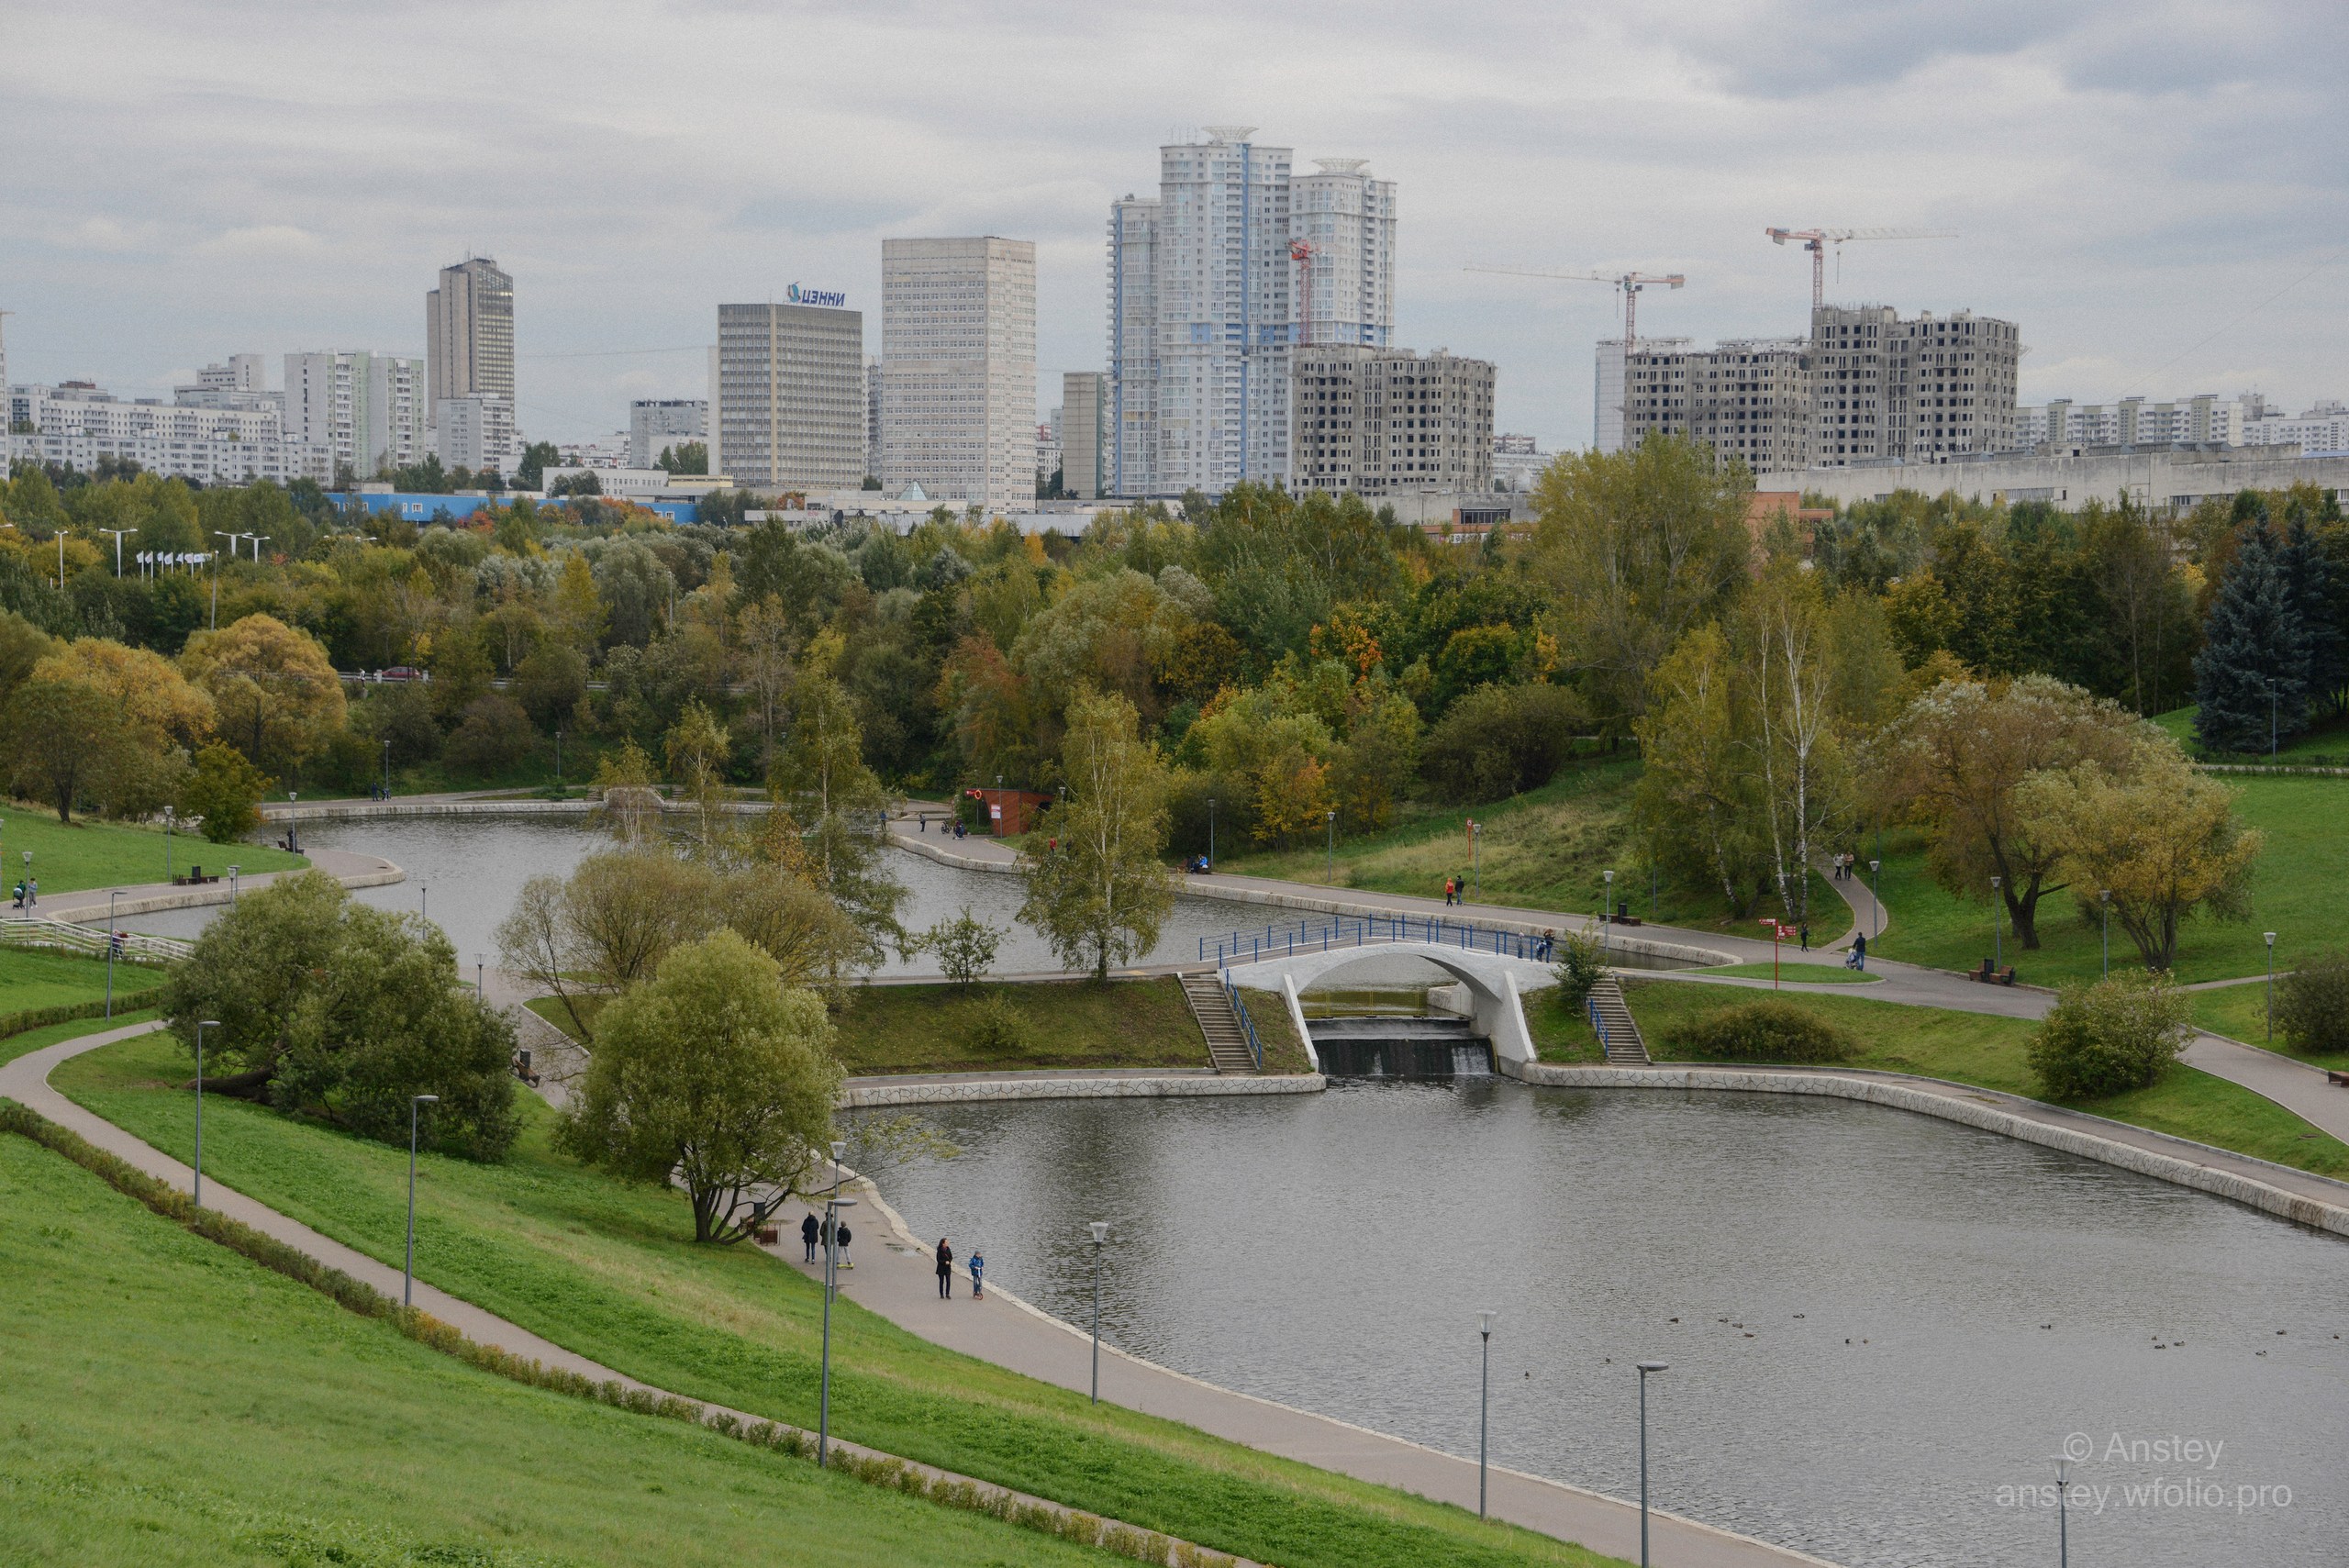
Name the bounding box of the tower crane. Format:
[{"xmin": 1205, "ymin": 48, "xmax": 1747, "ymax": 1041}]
[
  {"xmin": 1290, "ymin": 239, "xmax": 1316, "ymax": 347},
  {"xmin": 1765, "ymin": 227, "xmax": 1958, "ymax": 309},
  {"xmin": 1464, "ymin": 265, "xmax": 1686, "ymax": 350}
]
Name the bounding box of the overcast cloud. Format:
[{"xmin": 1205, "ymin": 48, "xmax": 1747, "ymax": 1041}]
[{"xmin": 4, "ymin": 0, "xmax": 2343, "ymax": 450}]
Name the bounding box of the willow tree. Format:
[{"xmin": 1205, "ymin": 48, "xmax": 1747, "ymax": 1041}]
[{"xmin": 1019, "ymin": 688, "xmax": 1175, "ymax": 981}]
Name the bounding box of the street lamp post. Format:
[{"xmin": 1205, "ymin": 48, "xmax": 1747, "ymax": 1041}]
[
  {"xmin": 554, "ymin": 729, "xmax": 563, "ymax": 794},
  {"xmin": 420, "ymin": 884, "xmax": 428, "ymax": 922},
  {"xmin": 1602, "ymin": 869, "xmax": 1615, "ymax": 961},
  {"xmin": 1207, "ymin": 798, "xmax": 1217, "ymax": 873},
  {"xmin": 1989, "ymin": 874, "xmax": 2002, "ymax": 970},
  {"xmin": 2054, "ymin": 1455, "xmax": 2072, "ymax": 1568},
  {"xmin": 1636, "ymin": 1362, "xmax": 1668, "ymax": 1568},
  {"xmin": 193, "ymin": 1020, "xmax": 220, "ymax": 1207},
  {"xmin": 18, "ymin": 850, "xmax": 28, "ymax": 908},
  {"xmin": 1868, "ymin": 859, "xmax": 1882, "ymax": 942},
  {"xmin": 228, "ymin": 864, "xmax": 239, "ymax": 906},
  {"xmin": 2266, "ymin": 931, "xmax": 2278, "ymax": 1040},
  {"xmin": 163, "ymin": 806, "xmax": 175, "ymax": 883},
  {"xmin": 382, "ymin": 739, "xmax": 392, "ymax": 798},
  {"xmin": 1088, "ymin": 1220, "xmax": 1111, "ymax": 1404},
  {"xmin": 106, "ymin": 890, "xmax": 119, "ymax": 1018},
  {"xmin": 1469, "ymin": 819, "xmax": 1481, "ymax": 902},
  {"xmin": 2099, "ymin": 890, "xmax": 2111, "ymax": 979},
  {"xmin": 475, "ymin": 952, "xmax": 486, "ymax": 997},
  {"xmin": 405, "ymin": 1094, "xmax": 439, "ymax": 1307},
  {"xmin": 1477, "ymin": 1310, "xmax": 1496, "ymax": 1519},
  {"xmin": 1325, "ymin": 809, "xmax": 1336, "ymax": 885},
  {"xmin": 819, "ymin": 1140, "xmax": 852, "ymax": 1468}
]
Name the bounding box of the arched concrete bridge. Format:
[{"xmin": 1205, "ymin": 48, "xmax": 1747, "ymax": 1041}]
[{"xmin": 1221, "ymin": 942, "xmax": 1557, "ymax": 1071}]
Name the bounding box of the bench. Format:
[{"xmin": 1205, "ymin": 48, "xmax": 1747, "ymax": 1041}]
[
  {"xmin": 2328, "ymin": 1070, "xmax": 2349, "ymax": 1088},
  {"xmin": 1969, "ymin": 961, "xmax": 2018, "ymax": 986}
]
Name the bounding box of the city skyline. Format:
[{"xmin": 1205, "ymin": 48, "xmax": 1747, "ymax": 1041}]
[{"xmin": 3, "ymin": 2, "xmax": 2343, "ymax": 454}]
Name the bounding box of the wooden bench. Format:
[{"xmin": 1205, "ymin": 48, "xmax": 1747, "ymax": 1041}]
[
  {"xmin": 2327, "ymin": 1070, "xmax": 2349, "ymax": 1088},
  {"xmin": 1969, "ymin": 961, "xmax": 2018, "ymax": 986}
]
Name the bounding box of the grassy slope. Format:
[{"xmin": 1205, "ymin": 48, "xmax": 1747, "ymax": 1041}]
[
  {"xmin": 2188, "ymin": 981, "xmax": 2349, "ymax": 1073},
  {"xmin": 1214, "ymin": 762, "xmax": 1851, "ymax": 942},
  {"xmin": 0, "ymin": 1133, "xmax": 1124, "ymax": 1568},
  {"xmin": 0, "ymin": 1008, "xmax": 160, "ymax": 1068},
  {"xmin": 0, "ymin": 947, "xmax": 168, "ymax": 1017},
  {"xmin": 0, "ymin": 806, "xmax": 305, "ymax": 895},
  {"xmin": 1868, "ymin": 774, "xmax": 2349, "ymax": 985},
  {"xmin": 57, "ymin": 1031, "xmax": 1620, "ymax": 1568},
  {"xmin": 1622, "ymin": 981, "xmax": 2349, "ymax": 1178},
  {"xmin": 2154, "ymin": 704, "xmax": 2349, "ymax": 762}
]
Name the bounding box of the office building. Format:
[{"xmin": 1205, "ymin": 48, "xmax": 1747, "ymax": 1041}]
[
  {"xmin": 879, "ymin": 237, "xmax": 1037, "ymax": 512},
  {"xmin": 438, "ymin": 395, "xmax": 518, "ymax": 475},
  {"xmin": 1290, "ymin": 345, "xmax": 1494, "ymax": 496},
  {"xmin": 426, "ymin": 256, "xmax": 515, "ymax": 421},
  {"xmin": 1061, "ymin": 372, "xmax": 1107, "ymax": 499},
  {"xmin": 865, "ymin": 359, "xmax": 882, "ymax": 479},
  {"xmin": 707, "ymin": 298, "xmax": 865, "ymax": 495},
  {"xmin": 1108, "ymin": 127, "xmax": 1309, "ymax": 495},
  {"xmin": 1290, "ymin": 158, "xmax": 1396, "ymax": 349},
  {"xmin": 6, "ymin": 378, "xmax": 306, "ymax": 484},
  {"xmin": 629, "ymin": 398, "xmax": 707, "ymax": 467},
  {"xmin": 284, "ymin": 350, "xmax": 429, "ymax": 477}
]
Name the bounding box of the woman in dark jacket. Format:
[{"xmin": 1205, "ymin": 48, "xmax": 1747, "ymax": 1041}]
[{"xmin": 935, "ymin": 1238, "xmax": 954, "ymax": 1298}]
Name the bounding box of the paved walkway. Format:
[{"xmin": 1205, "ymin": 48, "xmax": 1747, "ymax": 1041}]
[
  {"xmin": 39, "ymin": 846, "xmax": 405, "ymax": 926},
  {"xmin": 776, "ymin": 1169, "xmax": 1834, "ymax": 1568}
]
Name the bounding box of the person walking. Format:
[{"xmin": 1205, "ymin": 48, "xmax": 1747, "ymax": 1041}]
[
  {"xmin": 800, "ymin": 1211, "xmax": 820, "ymax": 1263},
  {"xmin": 935, "ymin": 1238, "xmax": 954, "ymax": 1298},
  {"xmin": 968, "ymin": 1249, "xmax": 985, "ymax": 1299},
  {"xmin": 1442, "ymin": 875, "xmax": 1454, "ymax": 906},
  {"xmin": 836, "ymin": 1220, "xmax": 853, "ymax": 1269},
  {"xmin": 1850, "ymin": 931, "xmax": 1868, "ymax": 972},
  {"xmin": 1798, "ymin": 919, "xmax": 1810, "ymax": 952}
]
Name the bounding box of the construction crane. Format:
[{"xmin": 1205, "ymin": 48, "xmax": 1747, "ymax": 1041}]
[
  {"xmin": 1464, "ymin": 265, "xmax": 1686, "ymax": 350},
  {"xmin": 1290, "ymin": 239, "xmax": 1316, "ymax": 347},
  {"xmin": 1765, "ymin": 227, "xmax": 1958, "ymax": 309}
]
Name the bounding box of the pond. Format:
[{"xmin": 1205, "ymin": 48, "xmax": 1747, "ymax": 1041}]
[
  {"xmin": 128, "ymin": 816, "xmax": 1313, "ymax": 980},
  {"xmin": 849, "ymin": 1082, "xmax": 2349, "ymax": 1568}
]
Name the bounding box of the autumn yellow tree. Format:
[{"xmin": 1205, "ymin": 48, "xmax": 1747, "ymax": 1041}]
[
  {"xmin": 180, "ymin": 614, "xmax": 346, "ymax": 777},
  {"xmin": 2015, "ymin": 738, "xmax": 2263, "ymax": 972},
  {"xmin": 1017, "ymin": 688, "xmax": 1175, "ymax": 980}
]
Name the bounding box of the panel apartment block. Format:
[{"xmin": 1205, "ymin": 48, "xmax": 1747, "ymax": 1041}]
[
  {"xmin": 880, "ymin": 237, "xmax": 1037, "ymax": 512},
  {"xmin": 1292, "ymin": 345, "xmax": 1494, "ymax": 495},
  {"xmin": 708, "ymin": 302, "xmax": 865, "ymax": 495}
]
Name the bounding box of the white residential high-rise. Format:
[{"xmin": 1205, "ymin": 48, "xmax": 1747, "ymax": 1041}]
[
  {"xmin": 437, "ymin": 396, "xmax": 518, "ymax": 476},
  {"xmin": 1289, "ymin": 158, "xmax": 1395, "ymax": 350},
  {"xmin": 284, "ymin": 350, "xmax": 429, "ymax": 477},
  {"xmin": 426, "ymin": 257, "xmax": 515, "ymax": 419},
  {"xmin": 1107, "ymin": 195, "xmax": 1161, "ymax": 496},
  {"xmin": 1108, "ymin": 128, "xmax": 1297, "ymax": 495},
  {"xmin": 629, "ymin": 398, "xmax": 707, "ymax": 468},
  {"xmin": 707, "ymin": 297, "xmax": 865, "ymax": 495},
  {"xmin": 879, "ymin": 237, "xmax": 1037, "ymax": 511}
]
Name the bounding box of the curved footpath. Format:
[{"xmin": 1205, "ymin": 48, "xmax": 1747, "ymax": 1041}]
[
  {"xmin": 5, "ymin": 1019, "xmax": 1834, "ymax": 1568},
  {"xmin": 39, "ymin": 845, "xmax": 405, "ymax": 925}
]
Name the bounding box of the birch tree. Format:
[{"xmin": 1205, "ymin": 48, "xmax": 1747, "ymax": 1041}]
[{"xmin": 1018, "ymin": 688, "xmax": 1176, "ymax": 981}]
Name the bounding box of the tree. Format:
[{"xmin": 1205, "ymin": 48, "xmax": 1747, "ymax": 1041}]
[
  {"xmin": 514, "ymin": 440, "xmax": 561, "ymax": 493},
  {"xmin": 915, "ymin": 906, "xmax": 1002, "ymax": 991},
  {"xmin": 2015, "ymin": 738, "xmax": 2263, "ymax": 971},
  {"xmin": 179, "ymin": 613, "xmax": 347, "ymax": 777},
  {"xmin": 2028, "ymin": 974, "xmax": 2190, "ymax": 1099},
  {"xmin": 1871, "ymin": 675, "xmax": 2143, "ymax": 949},
  {"xmin": 1018, "ymin": 688, "xmax": 1175, "ymax": 980},
  {"xmin": 1737, "ymin": 563, "xmax": 1850, "ymax": 923},
  {"xmin": 550, "ymin": 550, "xmax": 607, "ymax": 651},
  {"xmin": 556, "ymin": 930, "xmax": 841, "ymax": 1244},
  {"xmin": 5, "ymin": 661, "xmax": 122, "ymax": 822},
  {"xmin": 1518, "ymin": 433, "xmax": 1753, "ymax": 726},
  {"xmin": 656, "ymin": 441, "xmax": 708, "ymax": 475},
  {"xmin": 445, "ymin": 692, "xmax": 534, "ymax": 773},
  {"xmin": 159, "ymin": 869, "xmax": 348, "ymax": 1095},
  {"xmin": 2193, "ymin": 518, "xmax": 2305, "ymax": 754},
  {"xmin": 427, "ymin": 622, "xmax": 494, "ymax": 721},
  {"xmin": 775, "ymin": 639, "xmax": 905, "ymax": 967},
  {"xmin": 1636, "ymin": 624, "xmax": 1771, "ymax": 915},
  {"xmin": 178, "ymin": 740, "xmax": 272, "ymax": 842},
  {"xmin": 495, "ymin": 850, "xmax": 720, "ymax": 1037}
]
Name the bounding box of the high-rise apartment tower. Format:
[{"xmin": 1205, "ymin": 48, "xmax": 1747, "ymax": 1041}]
[
  {"xmin": 426, "ymin": 257, "xmax": 514, "ymax": 423},
  {"xmin": 879, "ymin": 237, "xmax": 1037, "ymax": 512}
]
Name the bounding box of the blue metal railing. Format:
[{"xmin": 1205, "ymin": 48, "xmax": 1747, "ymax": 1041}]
[
  {"xmin": 1225, "ymin": 976, "xmax": 1264, "ymax": 1072},
  {"xmin": 1200, "ymin": 911, "xmax": 1560, "ymax": 971},
  {"xmin": 1586, "ymin": 991, "xmax": 1609, "ymax": 1053}
]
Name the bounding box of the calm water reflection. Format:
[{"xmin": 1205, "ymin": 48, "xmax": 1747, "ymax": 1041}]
[{"xmin": 852, "ymin": 1083, "xmax": 2349, "ymax": 1568}]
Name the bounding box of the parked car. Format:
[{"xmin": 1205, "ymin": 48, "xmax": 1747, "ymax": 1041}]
[{"xmin": 379, "ymin": 666, "xmax": 429, "ymax": 683}]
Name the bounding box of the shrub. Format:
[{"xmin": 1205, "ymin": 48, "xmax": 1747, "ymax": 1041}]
[
  {"xmin": 916, "ymin": 906, "xmax": 1001, "ymax": 990},
  {"xmin": 2028, "ymin": 975, "xmax": 2190, "ymax": 1099},
  {"xmin": 1549, "ymin": 929, "xmax": 1606, "ymax": 1014},
  {"xmin": 177, "ymin": 740, "xmax": 272, "ymax": 843},
  {"xmin": 2276, "ymin": 949, "xmax": 2349, "ymax": 1055},
  {"xmin": 1671, "ymin": 998, "xmax": 1858, "ymax": 1062},
  {"xmin": 445, "ymin": 692, "xmax": 535, "ymax": 774},
  {"xmin": 963, "ymin": 990, "xmax": 1030, "ymax": 1057},
  {"xmin": 1419, "ymin": 680, "xmax": 1586, "ymax": 803}
]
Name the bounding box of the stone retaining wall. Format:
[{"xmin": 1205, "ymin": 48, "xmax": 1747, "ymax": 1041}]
[
  {"xmin": 1507, "ymin": 1060, "xmax": 2349, "ymax": 1238},
  {"xmin": 842, "ymin": 1073, "xmax": 1326, "ymax": 1108}
]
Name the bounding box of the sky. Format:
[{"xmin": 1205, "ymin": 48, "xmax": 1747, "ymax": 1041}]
[{"xmin": 4, "ymin": 0, "xmax": 2344, "ymax": 454}]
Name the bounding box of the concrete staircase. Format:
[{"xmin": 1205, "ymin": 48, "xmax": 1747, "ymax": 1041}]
[
  {"xmin": 1180, "ymin": 972, "xmax": 1261, "ymax": 1074},
  {"xmin": 1587, "ymin": 974, "xmax": 1649, "ymax": 1064}
]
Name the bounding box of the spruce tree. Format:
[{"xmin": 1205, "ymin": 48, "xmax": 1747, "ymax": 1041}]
[
  {"xmin": 2283, "ymin": 515, "xmax": 2343, "ymax": 723},
  {"xmin": 2193, "ymin": 519, "xmax": 2305, "ymax": 754}
]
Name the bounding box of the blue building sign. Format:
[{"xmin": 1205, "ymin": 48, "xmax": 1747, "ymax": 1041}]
[{"xmin": 786, "ymin": 283, "xmax": 847, "ymax": 307}]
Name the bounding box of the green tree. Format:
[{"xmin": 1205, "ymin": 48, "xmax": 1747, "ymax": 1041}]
[
  {"xmin": 2193, "ymin": 518, "xmax": 2305, "ymax": 754},
  {"xmin": 915, "ymin": 905, "xmax": 1002, "ymax": 991},
  {"xmin": 4, "ymin": 660, "xmax": 122, "ymax": 821},
  {"xmin": 514, "ymin": 441, "xmax": 562, "ymax": 492},
  {"xmin": 655, "ymin": 441, "xmax": 709, "ymax": 475},
  {"xmin": 495, "ymin": 849, "xmax": 720, "ymax": 1037},
  {"xmin": 1018, "ymin": 688, "xmax": 1175, "ymax": 980},
  {"xmin": 556, "ymin": 929, "xmax": 841, "ymax": 1243},
  {"xmin": 2028, "ymin": 974, "xmax": 2190, "ymax": 1099},
  {"xmin": 159, "ymin": 870, "xmax": 348, "ymax": 1096},
  {"xmin": 178, "ymin": 740, "xmax": 272, "ymax": 842},
  {"xmin": 776, "ymin": 638, "xmax": 906, "ymax": 966}
]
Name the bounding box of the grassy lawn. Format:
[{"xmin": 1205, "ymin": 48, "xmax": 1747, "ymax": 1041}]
[
  {"xmin": 1623, "ymin": 980, "xmax": 2349, "ymax": 1178},
  {"xmin": 0, "ymin": 946, "xmax": 168, "ymax": 1020},
  {"xmin": 2155, "ymin": 704, "xmax": 2349, "ymax": 763},
  {"xmin": 1525, "ymin": 992, "xmax": 1605, "ymax": 1062},
  {"xmin": 0, "ymin": 1007, "xmax": 160, "ymax": 1068},
  {"xmin": 55, "ymin": 1031, "xmax": 1620, "ymax": 1568},
  {"xmin": 0, "ymin": 1131, "xmax": 1130, "ymax": 1568},
  {"xmin": 1867, "ymin": 774, "xmax": 2349, "ymax": 986},
  {"xmin": 1213, "ymin": 762, "xmax": 1851, "ymax": 942},
  {"xmin": 0, "ymin": 806, "xmax": 306, "ymax": 895},
  {"xmin": 1696, "ymin": 962, "xmax": 1880, "ymax": 985},
  {"xmin": 2188, "ymin": 981, "xmax": 2349, "ymax": 1073}
]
